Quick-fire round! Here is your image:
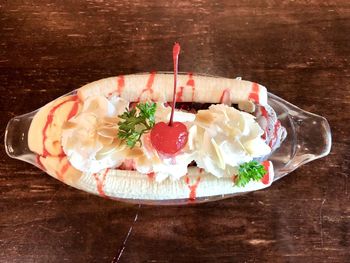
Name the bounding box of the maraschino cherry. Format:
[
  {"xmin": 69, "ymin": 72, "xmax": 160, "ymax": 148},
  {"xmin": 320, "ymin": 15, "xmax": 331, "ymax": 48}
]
[{"xmin": 150, "ymin": 43, "xmax": 188, "ymax": 155}]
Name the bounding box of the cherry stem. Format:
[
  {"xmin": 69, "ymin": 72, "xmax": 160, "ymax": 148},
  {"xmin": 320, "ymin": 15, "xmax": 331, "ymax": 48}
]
[{"xmin": 169, "ymin": 42, "xmax": 180, "ymax": 127}]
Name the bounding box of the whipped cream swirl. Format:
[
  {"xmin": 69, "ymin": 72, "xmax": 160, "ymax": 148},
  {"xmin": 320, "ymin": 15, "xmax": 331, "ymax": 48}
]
[
  {"xmin": 192, "ymin": 104, "xmax": 271, "ymax": 178},
  {"xmin": 61, "ymin": 95, "xmax": 128, "ymax": 173}
]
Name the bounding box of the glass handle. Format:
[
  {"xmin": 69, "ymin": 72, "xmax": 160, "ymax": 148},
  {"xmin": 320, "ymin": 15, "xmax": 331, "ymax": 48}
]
[
  {"xmin": 4, "ymin": 111, "xmax": 37, "ymax": 165},
  {"xmin": 290, "ymin": 111, "xmax": 332, "ymax": 167}
]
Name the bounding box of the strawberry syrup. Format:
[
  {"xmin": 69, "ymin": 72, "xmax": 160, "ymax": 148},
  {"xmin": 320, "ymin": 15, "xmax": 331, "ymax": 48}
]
[
  {"xmin": 57, "ymin": 160, "xmax": 70, "ymax": 181},
  {"xmin": 219, "ymin": 89, "xmax": 231, "ymax": 104},
  {"xmin": 36, "ymin": 155, "xmax": 45, "ymax": 170},
  {"xmin": 108, "ymin": 75, "xmax": 125, "ymax": 97},
  {"xmin": 186, "ymin": 72, "xmax": 195, "ymax": 101},
  {"xmin": 117, "ymin": 75, "xmax": 125, "ymax": 95},
  {"xmin": 137, "ymin": 71, "xmax": 156, "ymax": 101},
  {"xmin": 147, "ymin": 172, "xmax": 155, "ymax": 180},
  {"xmin": 185, "ymin": 176, "xmax": 201, "ymax": 200},
  {"xmin": 269, "ymin": 121, "xmax": 281, "ymax": 148},
  {"xmin": 261, "ymin": 161, "xmax": 270, "ymax": 185},
  {"xmin": 176, "ymin": 86, "xmax": 185, "ymax": 102},
  {"xmin": 92, "ymin": 168, "xmax": 110, "ymax": 197},
  {"xmin": 260, "ymin": 106, "xmax": 269, "ymax": 140},
  {"xmin": 175, "ymin": 73, "xmax": 196, "ymax": 102},
  {"xmin": 248, "ymin": 82, "xmax": 260, "ymax": 103}
]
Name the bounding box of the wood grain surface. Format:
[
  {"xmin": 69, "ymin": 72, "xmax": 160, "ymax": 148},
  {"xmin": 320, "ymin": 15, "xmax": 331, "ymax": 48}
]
[{"xmin": 1, "ymin": 1, "xmax": 349, "ymax": 262}]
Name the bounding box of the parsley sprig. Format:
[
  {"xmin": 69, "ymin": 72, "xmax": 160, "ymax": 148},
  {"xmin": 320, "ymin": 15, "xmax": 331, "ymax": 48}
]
[
  {"xmin": 235, "ymin": 161, "xmax": 267, "ymax": 187},
  {"xmin": 117, "ymin": 102, "xmax": 157, "ymax": 148}
]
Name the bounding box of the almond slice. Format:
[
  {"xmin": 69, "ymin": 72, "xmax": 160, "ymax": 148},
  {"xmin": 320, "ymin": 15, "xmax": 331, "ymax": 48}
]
[
  {"xmin": 97, "ymin": 127, "xmax": 118, "ymax": 138},
  {"xmin": 95, "ymin": 140, "xmax": 122, "ymax": 160},
  {"xmin": 62, "ymin": 121, "xmax": 77, "ymax": 130},
  {"xmin": 98, "ymin": 135, "xmax": 114, "ymax": 146},
  {"xmin": 102, "ymin": 116, "xmax": 120, "ymax": 124},
  {"xmin": 211, "ymin": 138, "xmax": 225, "ymax": 170}
]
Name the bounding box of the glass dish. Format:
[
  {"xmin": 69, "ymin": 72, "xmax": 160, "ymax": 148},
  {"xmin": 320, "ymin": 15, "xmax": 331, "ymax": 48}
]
[{"xmin": 4, "ymin": 74, "xmax": 331, "ymax": 205}]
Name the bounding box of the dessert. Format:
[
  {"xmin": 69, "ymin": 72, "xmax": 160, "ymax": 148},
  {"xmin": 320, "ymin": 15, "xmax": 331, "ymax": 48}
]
[{"xmin": 25, "ymin": 44, "xmax": 287, "ymax": 201}]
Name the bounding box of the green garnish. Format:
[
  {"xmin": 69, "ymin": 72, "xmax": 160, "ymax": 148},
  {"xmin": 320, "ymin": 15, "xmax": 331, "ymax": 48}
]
[
  {"xmin": 235, "ymin": 161, "xmax": 267, "ymax": 187},
  {"xmin": 117, "ymin": 102, "xmax": 157, "ymax": 148}
]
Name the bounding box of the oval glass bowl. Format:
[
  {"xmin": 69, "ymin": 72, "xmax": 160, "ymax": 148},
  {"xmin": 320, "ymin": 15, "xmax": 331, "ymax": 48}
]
[{"xmin": 4, "ymin": 75, "xmax": 331, "ymax": 205}]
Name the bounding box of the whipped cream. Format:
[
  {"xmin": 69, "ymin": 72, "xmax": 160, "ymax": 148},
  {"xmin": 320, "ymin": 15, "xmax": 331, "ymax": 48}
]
[
  {"xmin": 61, "ymin": 96, "xmax": 270, "ymax": 181},
  {"xmin": 191, "ymin": 104, "xmax": 271, "ymax": 178},
  {"xmin": 61, "ymin": 95, "xmax": 128, "ymax": 173}
]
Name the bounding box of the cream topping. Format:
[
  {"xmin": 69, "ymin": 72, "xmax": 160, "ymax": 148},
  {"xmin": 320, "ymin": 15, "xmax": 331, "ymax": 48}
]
[
  {"xmin": 192, "ymin": 104, "xmax": 271, "ymax": 178},
  {"xmin": 61, "ymin": 95, "xmax": 128, "ymax": 173},
  {"xmin": 61, "ymin": 97, "xmax": 270, "ymax": 181}
]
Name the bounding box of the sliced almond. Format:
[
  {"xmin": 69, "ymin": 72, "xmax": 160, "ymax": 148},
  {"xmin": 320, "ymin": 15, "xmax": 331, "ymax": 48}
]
[
  {"xmin": 62, "ymin": 121, "xmax": 77, "ymax": 130},
  {"xmin": 136, "ymin": 155, "xmax": 151, "ymax": 167},
  {"xmin": 98, "ymin": 135, "xmax": 114, "ymax": 146},
  {"xmin": 195, "ymin": 110, "xmax": 214, "ymax": 125},
  {"xmin": 211, "ymin": 138, "xmax": 225, "ymax": 170},
  {"xmin": 65, "ymin": 138, "xmax": 76, "ymax": 149},
  {"xmin": 126, "ymin": 147, "xmax": 144, "ymax": 158},
  {"xmin": 85, "ymin": 100, "xmax": 99, "ymax": 113},
  {"xmin": 95, "ymin": 140, "xmax": 121, "ymax": 159},
  {"xmin": 188, "ymin": 125, "xmax": 197, "ymax": 150},
  {"xmin": 97, "ymin": 127, "xmax": 118, "ymax": 138},
  {"xmin": 83, "ymin": 138, "xmax": 97, "ymax": 149},
  {"xmin": 102, "ymin": 116, "xmax": 120, "ymax": 124}
]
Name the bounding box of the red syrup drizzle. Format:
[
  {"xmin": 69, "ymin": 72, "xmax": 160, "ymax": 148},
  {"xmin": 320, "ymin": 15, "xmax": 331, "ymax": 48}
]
[
  {"xmin": 219, "ymin": 89, "xmax": 231, "ymax": 104},
  {"xmin": 186, "ymin": 72, "xmax": 195, "ymax": 101},
  {"xmin": 67, "ymin": 99, "xmax": 80, "ymax": 120},
  {"xmin": 42, "ymin": 95, "xmax": 80, "ymax": 157},
  {"xmin": 92, "ymin": 168, "xmax": 110, "ymax": 197},
  {"xmin": 56, "ymin": 160, "xmax": 70, "ymax": 181},
  {"xmin": 259, "ymin": 105, "xmax": 281, "ymax": 147},
  {"xmin": 269, "ymin": 121, "xmax": 281, "ymax": 148},
  {"xmin": 58, "ymin": 154, "xmax": 65, "ymax": 162},
  {"xmin": 260, "ymin": 106, "xmax": 269, "ymax": 140},
  {"xmin": 108, "ymin": 75, "xmax": 125, "ymax": 97},
  {"xmin": 147, "ymin": 172, "xmax": 155, "ymax": 180},
  {"xmin": 150, "ymin": 43, "xmax": 188, "ymax": 155},
  {"xmin": 117, "ymin": 75, "xmax": 125, "ymax": 94},
  {"xmin": 176, "ymin": 86, "xmax": 185, "ymax": 102},
  {"xmin": 185, "ymin": 176, "xmax": 201, "ymax": 200},
  {"xmin": 248, "ymin": 82, "xmax": 260, "ymax": 103},
  {"xmin": 175, "ymin": 72, "xmax": 196, "ymax": 102},
  {"xmin": 117, "ymin": 159, "xmax": 136, "ymax": 170},
  {"xmin": 136, "ymin": 71, "xmax": 156, "ymax": 101},
  {"xmin": 36, "ymin": 155, "xmax": 45, "ymax": 170},
  {"xmin": 261, "ymin": 161, "xmax": 270, "ymax": 185}
]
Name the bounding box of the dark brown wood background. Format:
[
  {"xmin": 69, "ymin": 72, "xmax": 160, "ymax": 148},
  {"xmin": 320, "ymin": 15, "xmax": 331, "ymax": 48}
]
[{"xmin": 1, "ymin": 1, "xmax": 349, "ymax": 262}]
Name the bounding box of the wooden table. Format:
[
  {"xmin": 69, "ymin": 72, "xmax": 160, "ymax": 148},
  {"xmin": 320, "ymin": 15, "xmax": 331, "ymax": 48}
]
[{"xmin": 1, "ymin": 1, "xmax": 349, "ymax": 262}]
